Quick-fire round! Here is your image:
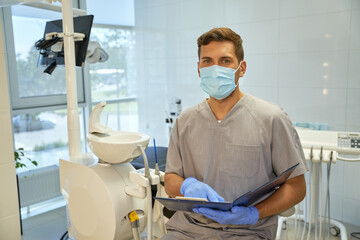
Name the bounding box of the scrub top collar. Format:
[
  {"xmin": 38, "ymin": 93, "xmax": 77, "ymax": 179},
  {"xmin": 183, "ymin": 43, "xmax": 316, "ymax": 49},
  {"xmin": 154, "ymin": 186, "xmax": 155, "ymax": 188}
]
[{"xmin": 203, "ymin": 93, "xmax": 251, "ymax": 127}]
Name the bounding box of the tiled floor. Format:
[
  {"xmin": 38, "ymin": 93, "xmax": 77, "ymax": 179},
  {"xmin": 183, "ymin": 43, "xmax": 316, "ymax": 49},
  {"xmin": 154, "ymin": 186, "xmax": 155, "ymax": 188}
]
[
  {"xmin": 21, "ymin": 207, "xmax": 67, "ymax": 240},
  {"xmin": 21, "ymin": 207, "xmax": 360, "ymax": 240},
  {"xmin": 278, "ymin": 218, "xmax": 360, "ymax": 240}
]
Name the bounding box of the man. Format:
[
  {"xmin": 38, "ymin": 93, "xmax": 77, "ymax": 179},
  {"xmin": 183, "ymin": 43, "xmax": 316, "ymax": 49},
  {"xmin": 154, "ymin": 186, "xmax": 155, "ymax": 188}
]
[{"xmin": 162, "ymin": 27, "xmax": 308, "ymax": 239}]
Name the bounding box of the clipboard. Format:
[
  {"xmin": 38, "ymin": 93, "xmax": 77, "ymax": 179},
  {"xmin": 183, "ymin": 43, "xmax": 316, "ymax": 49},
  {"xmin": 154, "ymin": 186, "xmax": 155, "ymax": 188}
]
[{"xmin": 155, "ymin": 163, "xmax": 299, "ymax": 212}]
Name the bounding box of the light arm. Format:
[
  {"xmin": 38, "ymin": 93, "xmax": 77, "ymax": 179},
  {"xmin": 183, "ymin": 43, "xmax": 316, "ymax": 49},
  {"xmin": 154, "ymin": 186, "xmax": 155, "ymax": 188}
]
[{"xmin": 164, "ymin": 173, "xmax": 184, "ymax": 198}]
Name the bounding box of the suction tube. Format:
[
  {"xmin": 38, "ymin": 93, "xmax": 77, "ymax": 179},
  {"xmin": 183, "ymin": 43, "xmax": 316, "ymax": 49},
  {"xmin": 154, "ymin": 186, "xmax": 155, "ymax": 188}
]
[
  {"xmin": 153, "ymin": 138, "xmax": 166, "ymax": 234},
  {"xmin": 139, "ymin": 146, "xmax": 152, "ymax": 240},
  {"xmin": 128, "ymin": 211, "xmax": 141, "ymax": 240},
  {"xmin": 319, "ymin": 147, "xmax": 323, "ymax": 240},
  {"xmin": 324, "ymin": 151, "xmax": 333, "ymax": 240},
  {"xmin": 307, "ymin": 148, "xmax": 314, "ymax": 240}
]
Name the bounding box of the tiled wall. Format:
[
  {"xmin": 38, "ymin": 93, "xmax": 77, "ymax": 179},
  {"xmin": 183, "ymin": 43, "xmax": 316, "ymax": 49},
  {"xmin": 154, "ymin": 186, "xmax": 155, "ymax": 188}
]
[
  {"xmin": 0, "ymin": 12, "xmax": 21, "ymax": 240},
  {"xmin": 135, "ymin": 0, "xmax": 360, "ymax": 225}
]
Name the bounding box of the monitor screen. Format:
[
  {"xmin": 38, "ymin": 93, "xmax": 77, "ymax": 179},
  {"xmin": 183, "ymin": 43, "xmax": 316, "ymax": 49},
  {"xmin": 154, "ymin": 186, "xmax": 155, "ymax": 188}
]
[{"xmin": 38, "ymin": 15, "xmax": 94, "ymax": 68}]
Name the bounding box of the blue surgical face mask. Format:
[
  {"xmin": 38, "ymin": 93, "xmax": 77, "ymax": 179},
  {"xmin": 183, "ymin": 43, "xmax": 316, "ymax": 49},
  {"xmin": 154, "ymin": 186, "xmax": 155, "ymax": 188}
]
[{"xmin": 199, "ymin": 63, "xmax": 241, "ymax": 100}]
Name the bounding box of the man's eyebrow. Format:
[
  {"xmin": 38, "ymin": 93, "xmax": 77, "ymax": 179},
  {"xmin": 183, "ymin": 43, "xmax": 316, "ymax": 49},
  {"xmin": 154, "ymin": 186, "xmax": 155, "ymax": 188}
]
[
  {"xmin": 201, "ymin": 56, "xmax": 212, "ymax": 59},
  {"xmin": 220, "ymin": 56, "xmax": 233, "ymax": 59}
]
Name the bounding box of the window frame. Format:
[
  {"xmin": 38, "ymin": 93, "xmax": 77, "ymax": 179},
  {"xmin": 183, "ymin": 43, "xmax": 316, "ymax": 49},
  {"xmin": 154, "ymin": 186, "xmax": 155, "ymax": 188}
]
[
  {"xmin": 3, "ymin": 0, "xmax": 138, "ymax": 171},
  {"xmin": 2, "ymin": 5, "xmax": 85, "ymax": 110}
]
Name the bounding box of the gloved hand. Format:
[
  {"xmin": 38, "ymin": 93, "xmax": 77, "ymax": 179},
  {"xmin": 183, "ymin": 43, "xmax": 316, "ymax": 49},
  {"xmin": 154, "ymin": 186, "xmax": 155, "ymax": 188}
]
[
  {"xmin": 193, "ymin": 206, "xmax": 259, "ymax": 225},
  {"xmin": 180, "ymin": 177, "xmax": 225, "ymax": 202}
]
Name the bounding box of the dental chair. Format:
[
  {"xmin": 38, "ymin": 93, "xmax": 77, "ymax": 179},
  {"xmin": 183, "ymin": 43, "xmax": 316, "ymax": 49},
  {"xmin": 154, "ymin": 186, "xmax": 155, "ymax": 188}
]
[{"xmin": 131, "ymin": 146, "xmax": 167, "ymax": 172}]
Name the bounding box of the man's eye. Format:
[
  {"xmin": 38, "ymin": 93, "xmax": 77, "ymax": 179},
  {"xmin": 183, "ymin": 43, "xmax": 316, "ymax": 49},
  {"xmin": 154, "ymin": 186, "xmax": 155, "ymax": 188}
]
[
  {"xmin": 203, "ymin": 60, "xmax": 211, "ymax": 63},
  {"xmin": 222, "ymin": 59, "xmax": 231, "ymax": 63}
]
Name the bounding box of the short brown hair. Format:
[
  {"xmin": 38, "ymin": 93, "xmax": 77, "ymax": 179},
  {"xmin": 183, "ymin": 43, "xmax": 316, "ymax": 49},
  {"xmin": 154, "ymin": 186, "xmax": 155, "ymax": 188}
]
[{"xmin": 197, "ymin": 27, "xmax": 244, "ymax": 62}]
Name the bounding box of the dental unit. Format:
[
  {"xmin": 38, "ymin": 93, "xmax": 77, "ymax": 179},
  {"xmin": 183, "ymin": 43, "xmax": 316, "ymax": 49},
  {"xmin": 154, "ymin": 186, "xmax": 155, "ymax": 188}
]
[
  {"xmin": 276, "ymin": 128, "xmax": 360, "ymax": 240},
  {"xmin": 59, "ymin": 102, "xmax": 167, "ymax": 239}
]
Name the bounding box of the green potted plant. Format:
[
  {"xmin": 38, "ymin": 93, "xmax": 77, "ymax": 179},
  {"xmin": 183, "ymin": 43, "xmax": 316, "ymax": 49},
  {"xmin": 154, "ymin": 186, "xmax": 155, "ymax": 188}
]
[
  {"xmin": 14, "ymin": 148, "xmax": 37, "ymax": 235},
  {"xmin": 14, "ymin": 148, "xmax": 37, "ymax": 169}
]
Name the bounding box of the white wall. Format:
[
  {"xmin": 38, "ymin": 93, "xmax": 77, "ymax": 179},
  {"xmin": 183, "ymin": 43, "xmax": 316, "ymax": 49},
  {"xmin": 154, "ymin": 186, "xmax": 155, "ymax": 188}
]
[
  {"xmin": 135, "ymin": 0, "xmax": 360, "ymax": 225},
  {"xmin": 0, "ymin": 10, "xmax": 21, "ymax": 240}
]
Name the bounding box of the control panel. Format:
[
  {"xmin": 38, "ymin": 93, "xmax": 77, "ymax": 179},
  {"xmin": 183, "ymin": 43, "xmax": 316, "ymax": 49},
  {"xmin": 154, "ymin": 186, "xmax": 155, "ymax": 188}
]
[{"xmin": 338, "ymin": 132, "xmax": 360, "ymax": 148}]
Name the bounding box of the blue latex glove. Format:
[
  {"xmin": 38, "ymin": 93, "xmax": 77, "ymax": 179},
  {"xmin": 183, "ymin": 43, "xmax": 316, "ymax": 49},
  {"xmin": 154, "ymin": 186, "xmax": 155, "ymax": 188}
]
[
  {"xmin": 180, "ymin": 177, "xmax": 225, "ymax": 202},
  {"xmin": 193, "ymin": 206, "xmax": 259, "ymax": 225}
]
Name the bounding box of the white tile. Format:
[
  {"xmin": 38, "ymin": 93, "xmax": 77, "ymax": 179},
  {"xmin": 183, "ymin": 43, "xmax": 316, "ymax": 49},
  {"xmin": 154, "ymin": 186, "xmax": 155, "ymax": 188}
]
[
  {"xmin": 280, "ymin": 0, "xmax": 352, "ymax": 18},
  {"xmin": 342, "ymin": 198, "xmax": 360, "ymax": 225},
  {"xmin": 144, "ymin": 58, "xmax": 167, "ymax": 81},
  {"xmin": 0, "ymin": 53, "xmax": 10, "ymax": 110},
  {"xmin": 346, "ymin": 125, "xmax": 360, "ymax": 132},
  {"xmin": 0, "ymin": 214, "xmax": 21, "ymax": 240},
  {"xmin": 0, "ymin": 109, "xmax": 15, "ymax": 166},
  {"xmin": 0, "ymin": 163, "xmax": 19, "ymax": 218},
  {"xmin": 328, "ymin": 192, "xmax": 344, "ymax": 221},
  {"xmin": 245, "ymin": 54, "xmax": 278, "ymax": 87},
  {"xmin": 175, "ymin": 57, "xmax": 200, "ymax": 85},
  {"xmin": 348, "ymin": 50, "xmax": 360, "ymax": 88},
  {"xmin": 143, "ymin": 31, "xmax": 167, "ymax": 59},
  {"xmin": 180, "ymin": 0, "xmax": 225, "ymax": 30},
  {"xmin": 279, "ymin": 12, "xmax": 351, "ymax": 53},
  {"xmin": 229, "ymin": 20, "xmax": 279, "ymax": 55},
  {"xmin": 278, "ymin": 87, "xmax": 347, "ymax": 126},
  {"xmin": 242, "ymin": 86, "xmax": 279, "ymax": 104},
  {"xmin": 134, "ymin": 0, "xmax": 170, "ymax": 10},
  {"xmin": 350, "ymin": 10, "xmax": 360, "ymax": 50},
  {"xmin": 176, "ymin": 28, "xmax": 206, "ymax": 58},
  {"xmin": 326, "ymin": 160, "xmax": 344, "ymax": 194},
  {"xmin": 134, "ymin": 6, "xmax": 145, "ymax": 27},
  {"xmin": 175, "ymin": 83, "xmax": 207, "ymax": 108},
  {"xmin": 343, "ymin": 161, "xmax": 360, "ymax": 201},
  {"xmin": 135, "ymin": 1, "xmax": 181, "ymax": 30},
  {"xmin": 278, "ymin": 51, "xmax": 348, "ymax": 88},
  {"xmin": 346, "ymin": 88, "xmax": 360, "ymax": 127},
  {"xmin": 353, "ymin": 0, "xmax": 360, "ymax": 10},
  {"xmin": 329, "ymin": 124, "xmax": 346, "ymax": 131},
  {"xmin": 141, "ymin": 5, "xmax": 167, "ymax": 30},
  {"xmin": 224, "ymin": 0, "xmax": 279, "ymax": 24},
  {"xmin": 164, "ymin": 1, "xmax": 181, "ymax": 30}
]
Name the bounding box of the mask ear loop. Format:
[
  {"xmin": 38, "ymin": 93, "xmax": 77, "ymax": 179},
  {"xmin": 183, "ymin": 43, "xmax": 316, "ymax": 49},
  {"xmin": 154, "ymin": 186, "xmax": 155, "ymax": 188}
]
[
  {"xmin": 235, "ymin": 61, "xmax": 242, "ymax": 87},
  {"xmin": 235, "ymin": 61, "xmax": 242, "ymax": 72}
]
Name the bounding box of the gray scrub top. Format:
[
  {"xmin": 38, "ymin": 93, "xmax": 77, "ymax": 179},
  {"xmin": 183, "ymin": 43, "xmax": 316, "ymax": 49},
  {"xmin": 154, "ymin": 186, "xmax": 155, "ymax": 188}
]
[{"xmin": 165, "ymin": 94, "xmax": 308, "ymax": 239}]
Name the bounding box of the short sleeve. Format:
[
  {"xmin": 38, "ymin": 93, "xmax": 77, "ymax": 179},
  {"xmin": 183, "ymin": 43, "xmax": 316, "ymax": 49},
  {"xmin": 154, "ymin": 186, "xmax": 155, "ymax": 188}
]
[
  {"xmin": 271, "ymin": 111, "xmax": 309, "ymax": 178},
  {"xmin": 165, "ymin": 119, "xmax": 185, "ymax": 177}
]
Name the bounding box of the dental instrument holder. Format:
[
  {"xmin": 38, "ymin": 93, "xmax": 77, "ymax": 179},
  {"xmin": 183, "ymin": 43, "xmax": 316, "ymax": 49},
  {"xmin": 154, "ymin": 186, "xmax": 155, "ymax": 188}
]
[
  {"xmin": 123, "ymin": 145, "xmax": 167, "ymax": 240},
  {"xmin": 276, "ymin": 129, "xmax": 360, "ymax": 240}
]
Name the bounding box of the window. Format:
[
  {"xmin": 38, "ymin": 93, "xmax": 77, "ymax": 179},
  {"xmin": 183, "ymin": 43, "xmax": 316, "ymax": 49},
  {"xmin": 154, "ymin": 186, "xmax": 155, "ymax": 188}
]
[
  {"xmin": 89, "ymin": 26, "xmax": 138, "ymax": 131},
  {"xmin": 7, "ymin": 5, "xmax": 84, "ymax": 109},
  {"xmin": 100, "ymin": 101, "xmax": 138, "ymax": 132},
  {"xmin": 90, "ymin": 27, "xmax": 136, "ymax": 101},
  {"xmin": 3, "ymin": 0, "xmax": 137, "ymax": 220},
  {"xmin": 14, "ymin": 108, "xmax": 86, "ymax": 174}
]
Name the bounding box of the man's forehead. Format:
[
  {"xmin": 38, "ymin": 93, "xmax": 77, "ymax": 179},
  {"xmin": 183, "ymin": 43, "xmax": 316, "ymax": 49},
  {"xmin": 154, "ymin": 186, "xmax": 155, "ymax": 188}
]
[{"xmin": 200, "ymin": 41, "xmax": 236, "ymax": 57}]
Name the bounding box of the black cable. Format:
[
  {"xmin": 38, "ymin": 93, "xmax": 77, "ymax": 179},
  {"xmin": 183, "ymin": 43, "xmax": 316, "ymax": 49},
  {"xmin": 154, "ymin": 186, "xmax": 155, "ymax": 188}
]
[
  {"xmin": 35, "ymin": 37, "xmax": 60, "ymax": 50},
  {"xmin": 60, "ymin": 230, "xmax": 68, "ymax": 240},
  {"xmin": 351, "ymin": 232, "xmax": 360, "ymax": 239}
]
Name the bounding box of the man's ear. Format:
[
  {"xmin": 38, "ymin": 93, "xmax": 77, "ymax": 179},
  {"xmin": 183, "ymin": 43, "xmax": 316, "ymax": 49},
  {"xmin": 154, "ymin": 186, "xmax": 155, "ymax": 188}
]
[
  {"xmin": 239, "ymin": 61, "xmax": 247, "ymax": 77},
  {"xmin": 197, "ymin": 62, "xmax": 200, "ymax": 78}
]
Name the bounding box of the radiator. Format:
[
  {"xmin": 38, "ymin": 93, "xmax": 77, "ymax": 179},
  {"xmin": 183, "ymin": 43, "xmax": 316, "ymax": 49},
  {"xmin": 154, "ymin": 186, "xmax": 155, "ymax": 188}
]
[{"xmin": 17, "ymin": 164, "xmax": 61, "ymax": 207}]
